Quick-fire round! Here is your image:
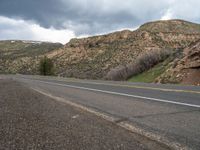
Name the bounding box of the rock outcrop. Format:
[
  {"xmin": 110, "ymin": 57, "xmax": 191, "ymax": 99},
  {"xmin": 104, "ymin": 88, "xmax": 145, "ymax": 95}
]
[{"xmin": 157, "ymin": 40, "xmax": 200, "ymax": 85}]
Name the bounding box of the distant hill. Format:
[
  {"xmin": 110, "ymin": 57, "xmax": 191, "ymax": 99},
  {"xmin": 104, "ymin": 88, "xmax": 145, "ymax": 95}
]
[
  {"xmin": 0, "ymin": 19, "xmax": 200, "ymax": 85},
  {"xmin": 0, "ymin": 40, "xmax": 63, "ymax": 74}
]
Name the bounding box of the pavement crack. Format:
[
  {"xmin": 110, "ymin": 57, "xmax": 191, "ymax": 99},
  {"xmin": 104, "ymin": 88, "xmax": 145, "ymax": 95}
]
[{"xmin": 114, "ymin": 118, "xmax": 128, "ymax": 123}]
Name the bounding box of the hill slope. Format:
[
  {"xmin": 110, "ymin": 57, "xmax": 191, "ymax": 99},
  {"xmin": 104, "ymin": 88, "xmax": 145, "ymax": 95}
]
[
  {"xmin": 0, "ymin": 40, "xmax": 63, "ymax": 74},
  {"xmin": 157, "ymin": 39, "xmax": 200, "ymax": 85},
  {"xmin": 47, "ymin": 19, "xmax": 200, "ymax": 79},
  {"xmin": 139, "ymin": 20, "xmax": 200, "ymax": 33}
]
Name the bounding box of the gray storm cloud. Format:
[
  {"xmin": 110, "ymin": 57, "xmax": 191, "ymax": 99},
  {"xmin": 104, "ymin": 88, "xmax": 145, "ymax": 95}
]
[{"xmin": 0, "ymin": 0, "xmax": 199, "ymax": 42}]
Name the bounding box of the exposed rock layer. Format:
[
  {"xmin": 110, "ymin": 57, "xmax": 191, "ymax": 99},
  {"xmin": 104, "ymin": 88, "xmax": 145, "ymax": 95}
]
[{"xmin": 157, "ymin": 40, "xmax": 200, "ymax": 85}]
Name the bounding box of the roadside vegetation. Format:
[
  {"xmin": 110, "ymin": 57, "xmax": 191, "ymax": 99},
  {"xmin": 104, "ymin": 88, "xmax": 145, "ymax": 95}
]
[
  {"xmin": 39, "ymin": 56, "xmax": 54, "ymax": 76},
  {"xmin": 128, "ymin": 61, "xmax": 168, "ymax": 83},
  {"xmin": 105, "ymin": 49, "xmax": 171, "ymax": 81}
]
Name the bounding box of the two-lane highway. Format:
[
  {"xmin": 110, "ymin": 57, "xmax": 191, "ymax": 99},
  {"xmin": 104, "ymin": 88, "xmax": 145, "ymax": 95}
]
[{"xmin": 11, "ymin": 75, "xmax": 200, "ymax": 150}]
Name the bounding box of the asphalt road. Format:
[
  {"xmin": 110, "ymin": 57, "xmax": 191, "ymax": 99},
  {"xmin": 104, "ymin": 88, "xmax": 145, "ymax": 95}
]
[
  {"xmin": 0, "ymin": 78, "xmax": 170, "ymax": 150},
  {"xmin": 4, "ymin": 75, "xmax": 200, "ymax": 149}
]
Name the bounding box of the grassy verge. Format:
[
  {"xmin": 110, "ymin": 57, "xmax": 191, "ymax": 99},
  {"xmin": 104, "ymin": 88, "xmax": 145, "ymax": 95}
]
[{"xmin": 128, "ymin": 62, "xmax": 167, "ymax": 83}]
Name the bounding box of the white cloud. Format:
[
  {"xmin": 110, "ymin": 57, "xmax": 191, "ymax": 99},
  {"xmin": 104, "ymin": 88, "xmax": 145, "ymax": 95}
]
[
  {"xmin": 160, "ymin": 0, "xmax": 200, "ymax": 22},
  {"xmin": 29, "ymin": 24, "xmax": 75, "ymax": 44},
  {"xmin": 0, "ymin": 16, "xmax": 75, "ymax": 44},
  {"xmin": 161, "ymin": 9, "xmax": 174, "ymax": 20}
]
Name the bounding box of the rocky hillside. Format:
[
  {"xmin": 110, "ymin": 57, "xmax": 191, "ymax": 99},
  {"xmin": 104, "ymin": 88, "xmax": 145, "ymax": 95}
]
[
  {"xmin": 0, "ymin": 40, "xmax": 63, "ymax": 74},
  {"xmin": 157, "ymin": 39, "xmax": 200, "ymax": 85},
  {"xmin": 47, "ymin": 19, "xmax": 200, "ymax": 79},
  {"xmin": 139, "ymin": 20, "xmax": 200, "ymax": 33},
  {"xmin": 0, "ymin": 19, "xmax": 200, "ymax": 85}
]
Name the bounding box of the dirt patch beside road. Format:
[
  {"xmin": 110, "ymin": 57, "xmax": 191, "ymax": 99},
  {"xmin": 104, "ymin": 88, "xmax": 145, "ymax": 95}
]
[
  {"xmin": 0, "ymin": 79, "xmax": 170, "ymax": 150},
  {"xmin": 182, "ymin": 69, "xmax": 200, "ymax": 85}
]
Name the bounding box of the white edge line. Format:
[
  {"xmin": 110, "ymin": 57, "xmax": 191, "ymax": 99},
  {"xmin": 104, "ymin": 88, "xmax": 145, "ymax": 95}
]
[
  {"xmin": 23, "ymin": 76, "xmax": 200, "ymax": 94},
  {"xmin": 34, "ymin": 79, "xmax": 200, "ymax": 108}
]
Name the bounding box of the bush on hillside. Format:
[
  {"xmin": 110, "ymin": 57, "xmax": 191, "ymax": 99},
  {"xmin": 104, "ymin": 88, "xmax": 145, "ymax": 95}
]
[
  {"xmin": 39, "ymin": 56, "xmax": 54, "ymax": 76},
  {"xmin": 105, "ymin": 49, "xmax": 170, "ymax": 81}
]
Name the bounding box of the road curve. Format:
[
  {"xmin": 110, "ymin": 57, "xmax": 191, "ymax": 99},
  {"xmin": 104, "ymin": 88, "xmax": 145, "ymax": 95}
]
[{"xmin": 9, "ymin": 75, "xmax": 200, "ymax": 150}]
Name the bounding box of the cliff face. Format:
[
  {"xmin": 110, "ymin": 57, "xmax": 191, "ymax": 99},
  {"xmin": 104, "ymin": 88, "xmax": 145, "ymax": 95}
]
[{"xmin": 47, "ymin": 20, "xmax": 200, "ymax": 79}]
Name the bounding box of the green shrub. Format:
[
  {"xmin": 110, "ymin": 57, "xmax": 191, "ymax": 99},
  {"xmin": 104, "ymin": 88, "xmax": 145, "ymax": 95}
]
[{"xmin": 39, "ymin": 56, "xmax": 54, "ymax": 76}]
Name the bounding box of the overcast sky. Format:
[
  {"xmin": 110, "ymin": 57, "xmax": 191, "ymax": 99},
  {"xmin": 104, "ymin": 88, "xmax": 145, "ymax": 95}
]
[{"xmin": 0, "ymin": 0, "xmax": 199, "ymax": 44}]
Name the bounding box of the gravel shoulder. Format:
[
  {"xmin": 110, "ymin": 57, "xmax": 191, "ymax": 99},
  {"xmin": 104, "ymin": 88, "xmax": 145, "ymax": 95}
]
[{"xmin": 0, "ymin": 79, "xmax": 170, "ymax": 150}]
